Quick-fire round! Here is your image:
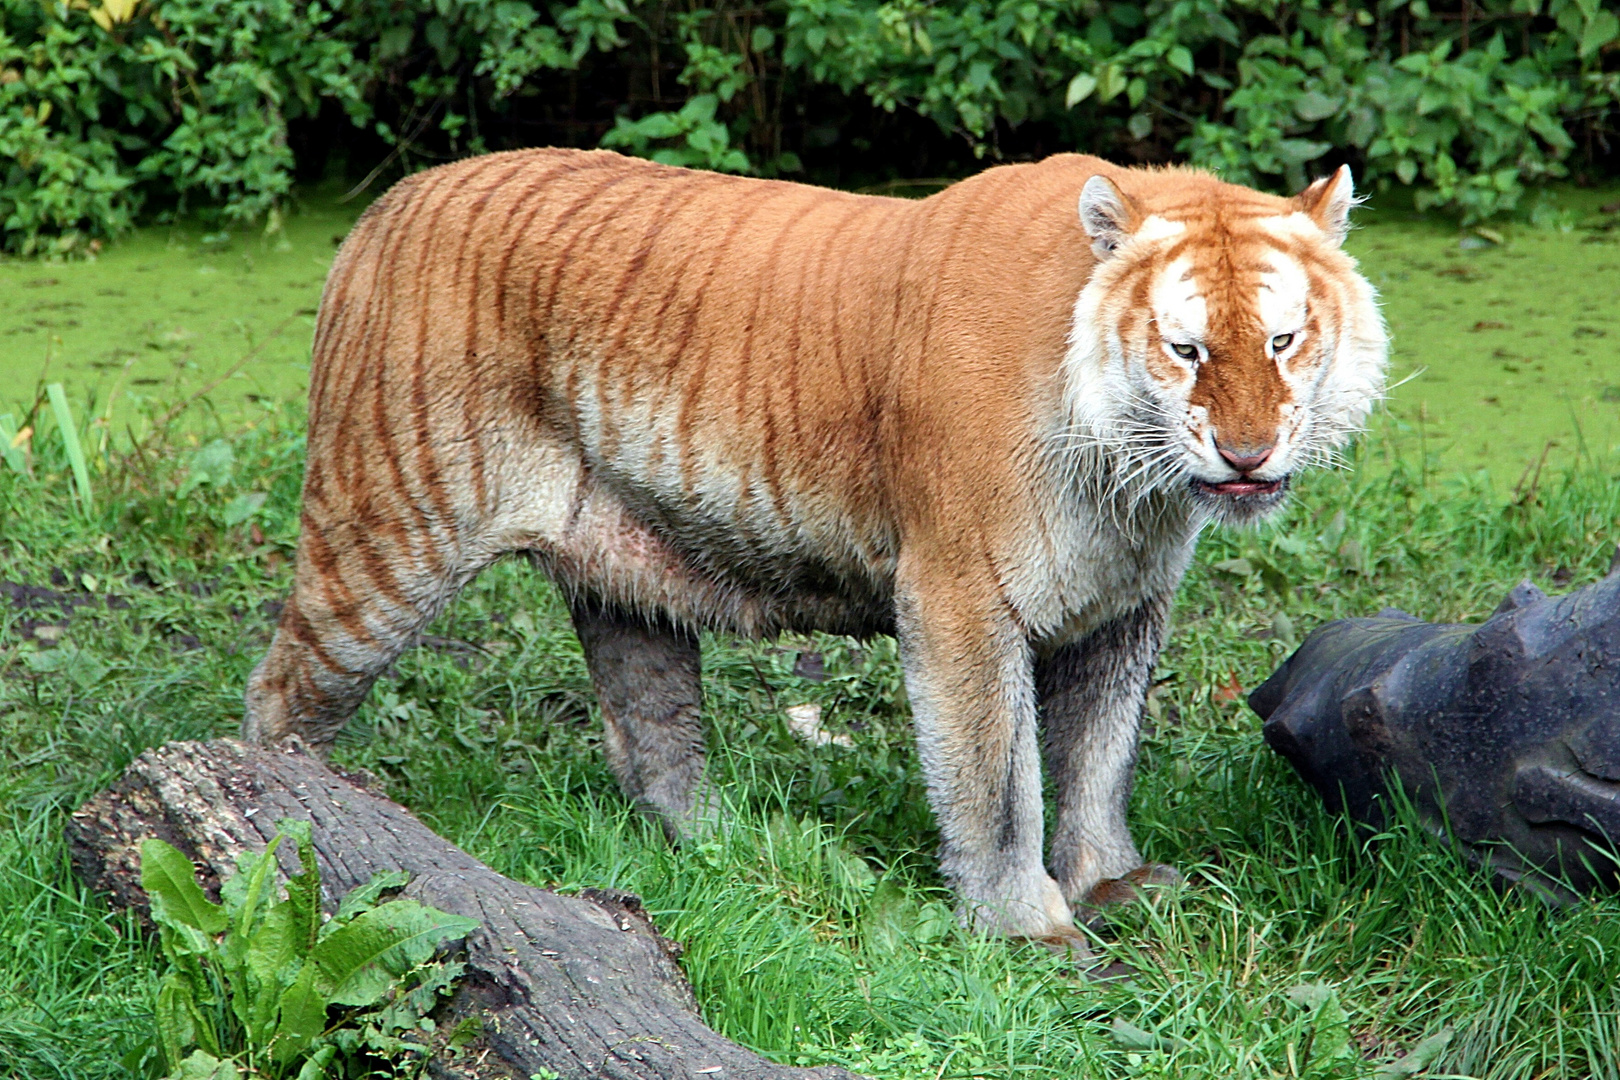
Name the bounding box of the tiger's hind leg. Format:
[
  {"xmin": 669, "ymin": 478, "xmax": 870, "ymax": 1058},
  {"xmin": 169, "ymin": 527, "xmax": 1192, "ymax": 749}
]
[
  {"xmin": 243, "ymin": 511, "xmax": 479, "ymax": 753},
  {"xmin": 567, "ymin": 596, "xmax": 717, "ymax": 842}
]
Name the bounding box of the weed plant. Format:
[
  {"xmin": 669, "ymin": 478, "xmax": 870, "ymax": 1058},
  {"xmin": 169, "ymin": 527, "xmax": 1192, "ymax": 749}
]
[{"xmin": 2, "ymin": 396, "xmax": 1619, "ymax": 1079}]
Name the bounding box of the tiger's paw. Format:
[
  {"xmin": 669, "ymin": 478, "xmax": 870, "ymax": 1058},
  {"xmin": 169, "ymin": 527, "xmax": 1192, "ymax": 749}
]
[
  {"xmin": 1027, "ymin": 926, "xmax": 1146, "ymax": 982},
  {"xmin": 1078, "ymin": 862, "xmax": 1182, "ymax": 927},
  {"xmin": 1029, "ymin": 923, "xmax": 1094, "ymax": 961}
]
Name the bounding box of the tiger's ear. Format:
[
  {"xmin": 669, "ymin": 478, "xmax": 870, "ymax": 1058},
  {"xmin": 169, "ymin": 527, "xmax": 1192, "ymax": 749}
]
[
  {"xmin": 1078, "ymin": 175, "xmax": 1142, "ymax": 260},
  {"xmin": 1295, "ymin": 164, "xmax": 1356, "ymax": 246}
]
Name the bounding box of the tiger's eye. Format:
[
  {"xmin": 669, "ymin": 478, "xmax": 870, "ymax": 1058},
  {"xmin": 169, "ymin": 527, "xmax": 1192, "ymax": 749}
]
[
  {"xmin": 1272, "ymin": 333, "xmax": 1295, "ymax": 352},
  {"xmin": 1171, "ymin": 343, "xmax": 1199, "ymax": 361}
]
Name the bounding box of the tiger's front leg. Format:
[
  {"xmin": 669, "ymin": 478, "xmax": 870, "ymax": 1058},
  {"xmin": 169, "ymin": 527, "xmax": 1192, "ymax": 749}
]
[
  {"xmin": 894, "ymin": 565, "xmax": 1083, "ymax": 950},
  {"xmin": 1038, "ymin": 594, "xmax": 1179, "ymax": 909}
]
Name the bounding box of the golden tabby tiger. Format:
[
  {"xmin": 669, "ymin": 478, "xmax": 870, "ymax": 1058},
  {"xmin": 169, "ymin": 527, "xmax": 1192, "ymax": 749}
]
[{"xmin": 245, "ymin": 149, "xmax": 1386, "ymax": 954}]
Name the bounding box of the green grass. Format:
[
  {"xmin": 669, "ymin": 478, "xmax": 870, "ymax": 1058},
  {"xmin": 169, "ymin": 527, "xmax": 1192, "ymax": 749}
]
[
  {"xmin": 3, "ymin": 386, "xmax": 1620, "ymax": 1079},
  {"xmin": 3, "ymin": 190, "xmax": 1620, "ymax": 1080}
]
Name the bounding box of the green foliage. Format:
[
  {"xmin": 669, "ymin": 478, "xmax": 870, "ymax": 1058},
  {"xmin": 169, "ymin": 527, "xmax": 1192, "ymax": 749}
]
[
  {"xmin": 0, "ymin": 0, "xmax": 364, "ymax": 256},
  {"xmin": 0, "ymin": 0, "xmax": 631, "ymax": 255},
  {"xmin": 602, "ymin": 93, "xmax": 752, "ymax": 171},
  {"xmin": 787, "ymin": 0, "xmax": 1619, "ymax": 219},
  {"xmin": 139, "ymin": 823, "xmax": 479, "ymax": 1080},
  {"xmin": 5, "ymin": 0, "xmax": 1618, "ymax": 253}
]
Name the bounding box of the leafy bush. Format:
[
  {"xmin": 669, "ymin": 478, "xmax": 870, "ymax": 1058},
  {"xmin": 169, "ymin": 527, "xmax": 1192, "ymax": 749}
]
[
  {"xmin": 3, "ymin": 0, "xmax": 1618, "ymax": 253},
  {"xmin": 0, "ymin": 0, "xmax": 635, "ymax": 255},
  {"xmin": 140, "ymin": 821, "xmax": 478, "ymax": 1079}
]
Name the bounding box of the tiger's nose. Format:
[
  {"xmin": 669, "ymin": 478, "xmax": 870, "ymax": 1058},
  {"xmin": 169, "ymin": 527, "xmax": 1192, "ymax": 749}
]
[{"xmin": 1216, "ymin": 443, "xmax": 1274, "ymax": 475}]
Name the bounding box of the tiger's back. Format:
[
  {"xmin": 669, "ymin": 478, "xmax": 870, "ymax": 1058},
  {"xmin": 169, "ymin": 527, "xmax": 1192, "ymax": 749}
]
[{"xmin": 292, "ymin": 148, "xmax": 1091, "ymax": 656}]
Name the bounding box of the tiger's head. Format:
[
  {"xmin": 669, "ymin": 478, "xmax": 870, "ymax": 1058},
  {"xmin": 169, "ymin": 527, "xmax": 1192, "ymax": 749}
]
[{"xmin": 1063, "ymin": 165, "xmax": 1388, "ymax": 526}]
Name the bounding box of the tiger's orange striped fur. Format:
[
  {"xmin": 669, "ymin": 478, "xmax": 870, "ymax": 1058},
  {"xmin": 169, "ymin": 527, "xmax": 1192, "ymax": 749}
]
[{"xmin": 246, "ymin": 148, "xmax": 1386, "ymax": 951}]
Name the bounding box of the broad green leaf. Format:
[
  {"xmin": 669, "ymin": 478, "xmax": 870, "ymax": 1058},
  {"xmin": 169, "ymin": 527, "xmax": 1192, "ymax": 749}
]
[
  {"xmin": 246, "ymin": 904, "xmax": 300, "ymax": 985},
  {"xmin": 1580, "ymin": 9, "xmax": 1619, "ymax": 56},
  {"xmin": 224, "ymin": 835, "xmax": 283, "ymax": 942},
  {"xmin": 311, "ymin": 900, "xmax": 479, "ymax": 1007},
  {"xmin": 1095, "ymin": 63, "xmax": 1126, "ymax": 103},
  {"xmin": 22, "ymin": 646, "xmax": 110, "ymax": 687},
  {"xmin": 1254, "ymin": 556, "xmax": 1292, "ymax": 598},
  {"xmin": 281, "ymin": 820, "xmax": 323, "ymax": 952},
  {"xmin": 1288, "ymin": 983, "xmax": 1354, "ymax": 1062},
  {"xmin": 1271, "ymin": 611, "xmax": 1297, "ymax": 645},
  {"xmin": 1376, "ymin": 1027, "xmax": 1454, "ymax": 1078},
  {"xmin": 333, "ymin": 869, "xmax": 410, "ymax": 927},
  {"xmin": 1286, "ymin": 982, "xmax": 1335, "ymax": 1009},
  {"xmin": 832, "ymin": 847, "xmax": 877, "ymax": 892},
  {"xmin": 142, "ymin": 839, "xmax": 226, "ymax": 936},
  {"xmin": 160, "ymin": 920, "xmax": 218, "ymax": 964},
  {"xmin": 374, "ymin": 959, "xmax": 465, "ymax": 1036},
  {"xmin": 1277, "ymin": 138, "xmax": 1331, "ymax": 165},
  {"xmin": 156, "ymin": 973, "xmax": 198, "ymax": 1070},
  {"xmin": 860, "ymin": 882, "xmax": 916, "ymax": 954},
  {"xmin": 1294, "ymin": 89, "xmax": 1344, "ymax": 122},
  {"xmin": 293, "ymin": 1045, "xmax": 337, "ymax": 1080},
  {"xmin": 328, "ymin": 867, "xmax": 411, "ymax": 926},
  {"xmin": 446, "ymin": 1014, "xmax": 483, "ymax": 1049},
  {"xmin": 222, "ymin": 491, "xmax": 267, "ymax": 526},
  {"xmin": 0, "ymin": 413, "xmax": 26, "ymax": 474},
  {"xmin": 166, "ymin": 1050, "xmax": 239, "ymax": 1080},
  {"xmin": 1111, "ymin": 1018, "xmax": 1160, "ymax": 1051},
  {"xmin": 912, "ymin": 902, "xmax": 953, "ymax": 945},
  {"xmin": 1064, "ymin": 72, "xmax": 1096, "ymax": 107},
  {"xmin": 178, "ymin": 440, "xmax": 234, "ymax": 498},
  {"xmin": 158, "ymin": 970, "xmax": 222, "ymax": 1060},
  {"xmin": 277, "ymin": 818, "xmax": 314, "ymax": 850},
  {"xmin": 272, "ymin": 964, "xmax": 328, "ymax": 1066},
  {"xmin": 120, "ymin": 1037, "xmax": 162, "ymax": 1078},
  {"xmin": 1167, "ymin": 45, "xmax": 1194, "ymax": 75}
]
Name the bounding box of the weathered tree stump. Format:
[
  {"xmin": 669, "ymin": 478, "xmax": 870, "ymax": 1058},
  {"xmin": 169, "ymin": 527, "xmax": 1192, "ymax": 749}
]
[{"xmin": 66, "ymin": 738, "xmax": 858, "ymax": 1080}]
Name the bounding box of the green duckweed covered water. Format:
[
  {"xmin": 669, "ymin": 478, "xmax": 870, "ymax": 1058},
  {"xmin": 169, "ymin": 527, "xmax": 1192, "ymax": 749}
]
[
  {"xmin": 0, "ymin": 192, "xmax": 363, "ymax": 442},
  {"xmin": 1354, "ymin": 189, "xmax": 1620, "ymax": 481},
  {"xmin": 2, "ymin": 183, "xmax": 1617, "ymax": 480}
]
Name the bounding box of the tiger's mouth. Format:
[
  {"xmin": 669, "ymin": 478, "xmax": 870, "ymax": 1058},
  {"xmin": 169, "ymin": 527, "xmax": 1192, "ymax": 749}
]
[{"xmin": 1194, "ymin": 476, "xmax": 1289, "ymax": 499}]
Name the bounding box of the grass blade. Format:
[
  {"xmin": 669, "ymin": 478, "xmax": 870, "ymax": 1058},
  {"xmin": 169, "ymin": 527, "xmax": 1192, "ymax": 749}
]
[
  {"xmin": 0, "ymin": 412, "xmax": 27, "ymax": 474},
  {"xmin": 46, "ymin": 383, "xmax": 93, "ymax": 512}
]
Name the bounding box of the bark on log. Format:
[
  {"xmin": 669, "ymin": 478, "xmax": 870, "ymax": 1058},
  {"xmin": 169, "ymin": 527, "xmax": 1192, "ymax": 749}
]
[{"xmin": 66, "ymin": 738, "xmax": 857, "ymax": 1080}]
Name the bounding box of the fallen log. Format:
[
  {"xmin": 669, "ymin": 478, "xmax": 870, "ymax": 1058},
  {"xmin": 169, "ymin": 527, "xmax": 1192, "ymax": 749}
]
[{"xmin": 66, "ymin": 737, "xmax": 857, "ymax": 1080}]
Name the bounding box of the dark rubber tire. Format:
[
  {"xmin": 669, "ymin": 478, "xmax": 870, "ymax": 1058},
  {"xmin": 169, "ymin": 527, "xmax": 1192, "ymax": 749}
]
[{"xmin": 1251, "ymin": 569, "xmax": 1620, "ymax": 898}]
